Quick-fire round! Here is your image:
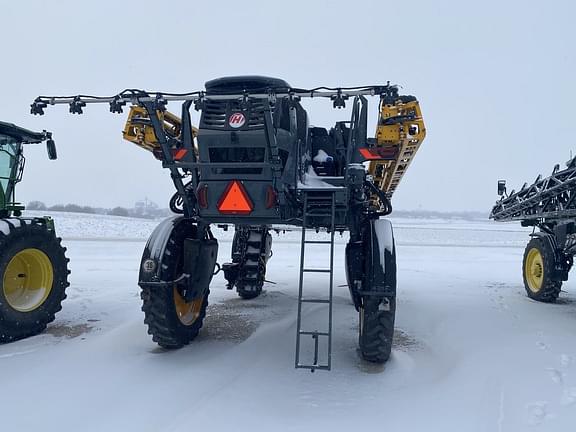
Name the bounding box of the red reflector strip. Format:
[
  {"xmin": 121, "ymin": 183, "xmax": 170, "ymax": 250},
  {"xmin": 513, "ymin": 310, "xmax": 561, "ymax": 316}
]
[
  {"xmin": 218, "ymin": 180, "xmax": 253, "ymax": 215},
  {"xmin": 173, "ymin": 149, "xmax": 188, "ymax": 161},
  {"xmin": 359, "ymin": 147, "xmax": 399, "ymax": 160},
  {"xmin": 359, "ymin": 148, "xmax": 379, "ymax": 160},
  {"xmin": 265, "ymin": 185, "xmax": 277, "ymax": 209},
  {"xmin": 196, "ymin": 184, "xmax": 208, "ymax": 209}
]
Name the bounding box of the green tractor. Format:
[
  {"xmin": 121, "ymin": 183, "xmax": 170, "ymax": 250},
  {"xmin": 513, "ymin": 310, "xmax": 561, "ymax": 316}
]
[{"xmin": 0, "ymin": 121, "xmax": 69, "ymax": 343}]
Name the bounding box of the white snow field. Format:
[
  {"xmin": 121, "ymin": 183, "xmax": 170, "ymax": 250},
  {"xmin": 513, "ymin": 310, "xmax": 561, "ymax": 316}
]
[{"xmin": 1, "ymin": 212, "xmax": 576, "ymax": 432}]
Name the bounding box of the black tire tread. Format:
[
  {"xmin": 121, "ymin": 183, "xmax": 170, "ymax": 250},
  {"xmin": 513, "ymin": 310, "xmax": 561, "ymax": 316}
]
[
  {"xmin": 0, "ymin": 218, "xmax": 69, "ymax": 343},
  {"xmin": 237, "ymin": 286, "xmax": 261, "ymax": 300},
  {"xmin": 233, "ymin": 228, "xmax": 267, "ymax": 300},
  {"xmin": 141, "ymin": 287, "xmax": 209, "ymax": 349},
  {"xmin": 359, "ymin": 299, "xmax": 395, "ymax": 363},
  {"xmin": 523, "ymin": 237, "xmax": 562, "ymax": 303},
  {"xmin": 140, "ymin": 225, "xmax": 209, "ymax": 349},
  {"xmin": 357, "ymin": 229, "xmax": 396, "ymax": 364}
]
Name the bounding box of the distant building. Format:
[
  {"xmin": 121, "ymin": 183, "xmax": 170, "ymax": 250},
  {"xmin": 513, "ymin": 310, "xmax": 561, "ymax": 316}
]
[{"xmin": 133, "ymin": 198, "xmax": 160, "ymax": 219}]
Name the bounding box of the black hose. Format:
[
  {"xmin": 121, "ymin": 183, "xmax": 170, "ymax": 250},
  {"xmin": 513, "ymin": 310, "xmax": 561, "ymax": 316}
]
[
  {"xmin": 169, "ymin": 192, "xmax": 184, "ymax": 214},
  {"xmin": 365, "ymin": 181, "xmax": 393, "ymax": 216}
]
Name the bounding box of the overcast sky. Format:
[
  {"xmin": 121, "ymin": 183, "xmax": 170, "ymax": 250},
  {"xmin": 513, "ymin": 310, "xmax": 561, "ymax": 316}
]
[{"xmin": 1, "ymin": 0, "xmax": 574, "ymax": 212}]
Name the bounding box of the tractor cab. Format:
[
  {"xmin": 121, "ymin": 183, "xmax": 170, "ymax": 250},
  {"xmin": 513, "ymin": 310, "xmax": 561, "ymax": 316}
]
[{"xmin": 0, "ymin": 121, "xmax": 56, "ymax": 217}]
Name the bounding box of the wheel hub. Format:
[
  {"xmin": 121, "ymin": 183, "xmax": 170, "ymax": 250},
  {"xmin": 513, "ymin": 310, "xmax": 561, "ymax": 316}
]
[
  {"xmin": 173, "ymin": 287, "xmax": 204, "ymax": 326},
  {"xmin": 3, "ymin": 248, "xmax": 54, "ymax": 312},
  {"xmin": 525, "ymin": 248, "xmax": 544, "ymax": 293}
]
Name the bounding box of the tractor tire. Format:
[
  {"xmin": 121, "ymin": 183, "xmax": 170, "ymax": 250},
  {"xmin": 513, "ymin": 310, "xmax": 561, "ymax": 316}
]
[
  {"xmin": 523, "ymin": 237, "xmax": 562, "ymax": 302},
  {"xmin": 0, "ymin": 219, "xmax": 69, "ymax": 343},
  {"xmin": 140, "ymin": 227, "xmax": 209, "ymax": 349},
  {"xmin": 359, "ymin": 297, "xmax": 396, "ymax": 363}
]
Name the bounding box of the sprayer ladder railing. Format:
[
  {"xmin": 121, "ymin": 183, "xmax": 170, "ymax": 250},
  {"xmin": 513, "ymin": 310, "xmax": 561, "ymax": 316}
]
[{"xmin": 295, "ymin": 189, "xmax": 339, "ymax": 372}]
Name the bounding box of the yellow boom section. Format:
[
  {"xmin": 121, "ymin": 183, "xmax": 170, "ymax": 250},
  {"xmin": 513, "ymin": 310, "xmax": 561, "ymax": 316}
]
[
  {"xmin": 370, "ymin": 98, "xmax": 426, "ymax": 197},
  {"xmin": 122, "ymin": 106, "xmax": 197, "ymax": 153}
]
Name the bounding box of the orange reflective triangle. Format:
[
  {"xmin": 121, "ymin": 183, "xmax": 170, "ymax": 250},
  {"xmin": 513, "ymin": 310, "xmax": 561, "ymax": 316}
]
[{"xmin": 218, "ymin": 180, "xmax": 253, "ymax": 214}]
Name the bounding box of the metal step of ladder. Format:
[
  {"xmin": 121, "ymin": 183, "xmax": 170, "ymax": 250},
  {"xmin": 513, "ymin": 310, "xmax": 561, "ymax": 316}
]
[{"xmin": 295, "ymin": 190, "xmax": 337, "ymax": 372}]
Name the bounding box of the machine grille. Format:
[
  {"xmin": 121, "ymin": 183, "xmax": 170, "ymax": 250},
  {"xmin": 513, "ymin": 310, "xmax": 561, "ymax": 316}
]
[{"xmin": 201, "ymin": 100, "xmax": 266, "ymax": 129}]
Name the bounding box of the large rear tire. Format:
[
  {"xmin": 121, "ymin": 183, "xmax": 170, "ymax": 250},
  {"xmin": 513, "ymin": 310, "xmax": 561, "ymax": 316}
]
[
  {"xmin": 0, "ymin": 219, "xmax": 69, "ymax": 343},
  {"xmin": 523, "ymin": 237, "xmax": 562, "ymax": 302},
  {"xmin": 140, "ymin": 224, "xmax": 209, "ymax": 349}
]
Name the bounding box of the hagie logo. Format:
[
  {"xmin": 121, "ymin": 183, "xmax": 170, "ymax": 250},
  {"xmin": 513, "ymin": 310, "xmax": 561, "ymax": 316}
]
[{"xmin": 228, "ymin": 112, "xmax": 246, "ymax": 128}]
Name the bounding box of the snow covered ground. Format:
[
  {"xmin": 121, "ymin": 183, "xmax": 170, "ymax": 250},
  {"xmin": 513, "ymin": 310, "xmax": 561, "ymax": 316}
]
[{"xmin": 1, "ymin": 212, "xmax": 575, "ymax": 431}]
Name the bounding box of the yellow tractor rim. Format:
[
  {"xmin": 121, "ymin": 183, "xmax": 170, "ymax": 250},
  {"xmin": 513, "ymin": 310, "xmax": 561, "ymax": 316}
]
[
  {"xmin": 3, "ymin": 248, "xmax": 54, "ymax": 312},
  {"xmin": 525, "ymin": 248, "xmax": 544, "ymax": 293},
  {"xmin": 173, "ymin": 287, "xmax": 204, "ymax": 326}
]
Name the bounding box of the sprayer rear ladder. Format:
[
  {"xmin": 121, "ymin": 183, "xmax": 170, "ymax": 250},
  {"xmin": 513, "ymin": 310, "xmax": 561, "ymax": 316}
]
[{"xmin": 295, "ymin": 189, "xmax": 338, "ymax": 372}]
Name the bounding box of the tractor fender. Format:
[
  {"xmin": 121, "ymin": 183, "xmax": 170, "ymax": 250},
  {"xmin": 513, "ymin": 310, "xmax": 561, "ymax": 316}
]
[
  {"xmin": 529, "ymin": 231, "xmax": 560, "ymax": 262},
  {"xmin": 139, "ymin": 216, "xmax": 194, "ymax": 285},
  {"xmin": 529, "ymin": 231, "xmax": 572, "ymax": 281},
  {"xmin": 346, "ymin": 218, "xmax": 396, "ymax": 310},
  {"xmin": 530, "ymin": 231, "xmax": 556, "ymax": 242},
  {"xmin": 139, "ymin": 217, "xmax": 218, "ymax": 300},
  {"xmin": 365, "ymin": 218, "xmax": 396, "ymax": 294}
]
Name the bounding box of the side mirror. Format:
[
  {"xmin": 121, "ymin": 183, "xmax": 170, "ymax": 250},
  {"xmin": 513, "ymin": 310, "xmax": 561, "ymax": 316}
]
[
  {"xmin": 497, "ymin": 180, "xmax": 506, "ymax": 196},
  {"xmin": 46, "ymin": 138, "xmax": 57, "ymax": 160}
]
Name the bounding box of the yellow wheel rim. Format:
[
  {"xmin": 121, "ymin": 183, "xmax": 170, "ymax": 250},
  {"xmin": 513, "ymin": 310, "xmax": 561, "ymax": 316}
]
[
  {"xmin": 174, "ymin": 287, "xmax": 204, "ymax": 326},
  {"xmin": 525, "ymin": 247, "xmax": 544, "ymax": 293},
  {"xmin": 3, "ymin": 248, "xmax": 54, "ymax": 312}
]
